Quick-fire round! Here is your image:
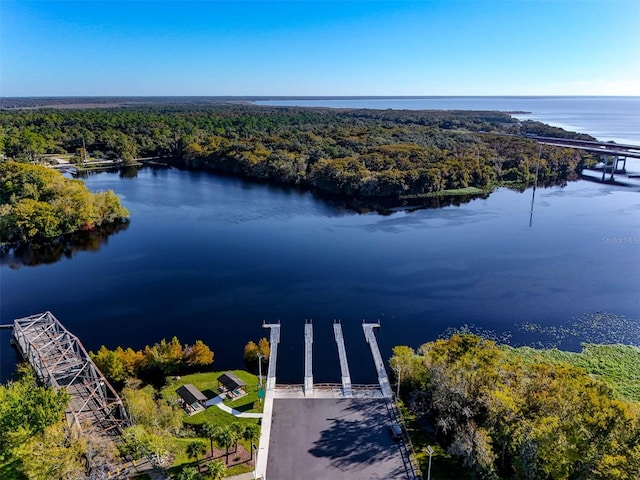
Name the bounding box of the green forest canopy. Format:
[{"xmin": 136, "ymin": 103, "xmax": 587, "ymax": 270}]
[
  {"xmin": 0, "ymin": 161, "xmax": 129, "ymax": 246},
  {"xmin": 0, "ymin": 105, "xmax": 592, "ymax": 200},
  {"xmin": 390, "ymin": 335, "xmax": 640, "ymax": 480}
]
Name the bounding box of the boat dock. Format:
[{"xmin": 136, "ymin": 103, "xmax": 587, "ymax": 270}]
[
  {"xmin": 263, "ymin": 321, "xmax": 281, "ymax": 391},
  {"xmin": 363, "ymin": 321, "xmax": 393, "ymax": 398},
  {"xmin": 304, "ymin": 320, "xmax": 313, "ymax": 395},
  {"xmin": 333, "ymin": 320, "xmax": 353, "ymax": 397}
]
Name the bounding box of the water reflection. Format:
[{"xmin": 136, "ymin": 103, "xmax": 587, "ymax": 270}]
[
  {"xmin": 0, "ymin": 222, "xmax": 130, "ymax": 269},
  {"xmin": 74, "ymin": 165, "xmax": 142, "ymax": 179},
  {"xmin": 319, "ymin": 191, "xmax": 492, "ymax": 214}
]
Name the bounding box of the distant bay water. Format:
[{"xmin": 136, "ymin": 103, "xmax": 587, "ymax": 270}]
[{"xmin": 255, "ymin": 96, "xmax": 640, "ymax": 146}]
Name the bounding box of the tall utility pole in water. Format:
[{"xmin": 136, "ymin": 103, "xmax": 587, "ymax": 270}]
[{"xmin": 529, "ymin": 143, "xmax": 542, "ymax": 227}]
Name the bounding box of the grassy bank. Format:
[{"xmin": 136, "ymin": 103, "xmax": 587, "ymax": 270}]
[
  {"xmin": 506, "ymin": 343, "xmax": 640, "ymax": 403},
  {"xmin": 399, "ymin": 186, "xmax": 488, "ymax": 199}
]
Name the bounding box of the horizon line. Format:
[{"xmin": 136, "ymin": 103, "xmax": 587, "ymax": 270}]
[{"xmin": 2, "ymin": 94, "xmax": 640, "ymax": 99}]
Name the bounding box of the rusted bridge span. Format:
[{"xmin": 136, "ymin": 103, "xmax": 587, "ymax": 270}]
[
  {"xmin": 12, "ymin": 312, "xmax": 128, "ymax": 436},
  {"xmin": 526, "ymin": 135, "xmax": 640, "ymax": 182}
]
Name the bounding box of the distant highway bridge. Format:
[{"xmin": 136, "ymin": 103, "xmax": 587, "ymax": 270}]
[{"xmin": 525, "ymin": 135, "xmax": 640, "ymax": 182}]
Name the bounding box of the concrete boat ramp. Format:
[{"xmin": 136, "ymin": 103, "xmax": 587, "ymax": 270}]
[
  {"xmin": 261, "ymin": 319, "xmax": 392, "ymax": 399},
  {"xmin": 255, "ymin": 320, "xmax": 419, "ymax": 480}
]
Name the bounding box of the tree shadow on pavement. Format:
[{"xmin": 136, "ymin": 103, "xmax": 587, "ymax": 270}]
[{"xmin": 308, "ymin": 399, "xmax": 409, "ymax": 478}]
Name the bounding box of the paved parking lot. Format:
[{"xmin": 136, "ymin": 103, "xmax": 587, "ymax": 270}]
[{"xmin": 266, "ymin": 398, "xmax": 413, "ymax": 480}]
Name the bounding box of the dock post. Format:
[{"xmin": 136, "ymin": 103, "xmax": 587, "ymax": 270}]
[{"xmin": 304, "ymin": 320, "xmax": 313, "ymax": 395}]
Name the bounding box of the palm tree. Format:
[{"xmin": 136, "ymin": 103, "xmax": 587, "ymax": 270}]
[
  {"xmin": 214, "ymin": 425, "xmax": 237, "ymax": 465},
  {"xmin": 243, "ymin": 423, "xmax": 260, "ymax": 460},
  {"xmin": 176, "ymin": 466, "xmax": 201, "ymax": 480},
  {"xmin": 230, "ymin": 422, "xmax": 244, "ymax": 454},
  {"xmin": 200, "ymin": 421, "xmax": 218, "ymax": 458},
  {"xmin": 206, "ymin": 459, "xmax": 226, "ymax": 480},
  {"xmin": 186, "ymin": 440, "xmax": 207, "ymax": 466}
]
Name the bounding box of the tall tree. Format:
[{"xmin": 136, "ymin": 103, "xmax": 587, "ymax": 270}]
[
  {"xmin": 0, "ymin": 364, "xmax": 69, "ymax": 456},
  {"xmin": 183, "ymin": 340, "xmax": 214, "ymax": 367},
  {"xmin": 200, "ymin": 421, "xmax": 219, "ymax": 457},
  {"xmin": 16, "ymin": 422, "xmax": 85, "ymax": 480},
  {"xmin": 175, "ymin": 466, "xmax": 201, "ymax": 480},
  {"xmin": 242, "ymin": 423, "xmax": 260, "ymax": 460},
  {"xmin": 214, "ymin": 425, "xmax": 237, "ymax": 464},
  {"xmin": 230, "ymin": 422, "xmax": 244, "ymax": 454},
  {"xmin": 207, "ymin": 459, "xmax": 226, "ymax": 480},
  {"xmin": 186, "ymin": 440, "xmax": 207, "ymax": 465}
]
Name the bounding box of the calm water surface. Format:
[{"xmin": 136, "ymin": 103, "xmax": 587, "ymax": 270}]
[{"xmin": 2, "ymin": 167, "xmax": 639, "ymax": 383}]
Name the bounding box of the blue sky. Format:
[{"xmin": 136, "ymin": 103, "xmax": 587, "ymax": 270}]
[{"xmin": 2, "ymin": 1, "xmax": 639, "ymax": 96}]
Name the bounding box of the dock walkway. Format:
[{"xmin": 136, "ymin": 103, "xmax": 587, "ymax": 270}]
[
  {"xmin": 263, "ymin": 322, "xmax": 281, "ymax": 391},
  {"xmin": 333, "ymin": 321, "xmax": 352, "ymax": 397},
  {"xmin": 304, "ymin": 321, "xmax": 313, "ymax": 395},
  {"xmin": 362, "ymin": 322, "xmax": 393, "ymax": 398}
]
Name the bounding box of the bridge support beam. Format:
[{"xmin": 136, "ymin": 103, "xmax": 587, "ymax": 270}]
[{"xmin": 12, "ymin": 312, "xmax": 128, "ymax": 436}]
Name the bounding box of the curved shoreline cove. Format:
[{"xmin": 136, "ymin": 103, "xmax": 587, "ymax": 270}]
[{"xmin": 1, "ymin": 166, "xmax": 639, "ymax": 384}]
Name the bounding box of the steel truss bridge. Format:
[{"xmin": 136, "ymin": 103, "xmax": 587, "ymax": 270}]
[{"xmin": 12, "ymin": 311, "xmax": 128, "ymax": 436}]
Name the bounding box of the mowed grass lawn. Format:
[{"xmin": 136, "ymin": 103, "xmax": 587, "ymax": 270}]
[
  {"xmin": 162, "ymin": 370, "xmax": 265, "ymax": 421},
  {"xmin": 161, "ymin": 370, "xmax": 264, "ymax": 476}
]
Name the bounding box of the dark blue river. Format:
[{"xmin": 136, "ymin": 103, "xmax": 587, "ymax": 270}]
[{"xmin": 2, "ymin": 166, "xmax": 639, "ymax": 384}]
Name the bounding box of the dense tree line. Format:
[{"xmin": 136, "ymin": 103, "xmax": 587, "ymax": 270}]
[
  {"xmin": 390, "ymin": 335, "xmax": 640, "ymax": 480},
  {"xmin": 118, "ymin": 381, "xmax": 184, "ymax": 469},
  {"xmin": 0, "ymin": 105, "xmax": 591, "ymax": 201},
  {"xmin": 0, "ymin": 364, "xmax": 120, "ymax": 480},
  {"xmin": 90, "ymin": 336, "xmax": 214, "ymax": 386},
  {"xmin": 243, "ymin": 337, "xmax": 270, "ymax": 364},
  {"xmin": 0, "ymin": 161, "xmax": 129, "ymax": 246}
]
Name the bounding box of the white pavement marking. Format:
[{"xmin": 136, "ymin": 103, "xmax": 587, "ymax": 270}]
[{"xmin": 205, "ymin": 395, "xmax": 263, "ymax": 419}]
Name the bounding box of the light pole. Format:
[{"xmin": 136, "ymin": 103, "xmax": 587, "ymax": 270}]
[
  {"xmin": 426, "ymin": 445, "xmax": 434, "ymax": 480},
  {"xmin": 393, "ymin": 365, "xmax": 404, "ymax": 400},
  {"xmin": 257, "ymin": 353, "xmax": 265, "ymax": 387}
]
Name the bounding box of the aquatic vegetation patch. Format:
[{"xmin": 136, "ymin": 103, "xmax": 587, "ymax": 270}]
[
  {"xmin": 517, "ymin": 312, "xmax": 640, "ymax": 348},
  {"xmin": 442, "ymin": 312, "xmax": 640, "ymax": 350}
]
